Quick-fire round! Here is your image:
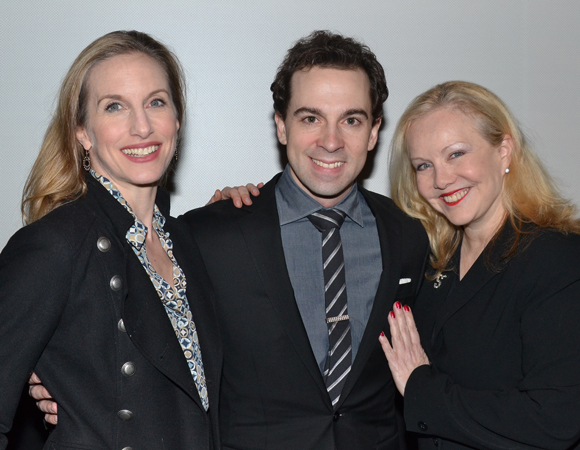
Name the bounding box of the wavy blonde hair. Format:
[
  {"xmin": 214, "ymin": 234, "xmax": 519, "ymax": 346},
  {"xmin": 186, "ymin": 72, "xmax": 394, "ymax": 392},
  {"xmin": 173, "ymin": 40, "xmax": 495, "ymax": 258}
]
[
  {"xmin": 22, "ymin": 30, "xmax": 186, "ymax": 224},
  {"xmin": 389, "ymin": 81, "xmax": 580, "ymax": 277}
]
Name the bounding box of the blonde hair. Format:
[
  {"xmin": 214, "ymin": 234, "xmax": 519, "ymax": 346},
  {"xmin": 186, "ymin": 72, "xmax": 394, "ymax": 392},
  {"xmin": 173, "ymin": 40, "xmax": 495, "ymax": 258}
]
[
  {"xmin": 389, "ymin": 81, "xmax": 580, "ymax": 277},
  {"xmin": 22, "ymin": 30, "xmax": 186, "ymax": 224}
]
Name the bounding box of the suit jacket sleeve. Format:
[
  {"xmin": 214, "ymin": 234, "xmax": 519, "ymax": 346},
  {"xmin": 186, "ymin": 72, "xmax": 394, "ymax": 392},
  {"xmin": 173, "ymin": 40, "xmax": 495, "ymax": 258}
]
[
  {"xmin": 404, "ymin": 231, "xmax": 580, "ymax": 450},
  {"xmin": 0, "ymin": 220, "xmax": 76, "ymax": 448}
]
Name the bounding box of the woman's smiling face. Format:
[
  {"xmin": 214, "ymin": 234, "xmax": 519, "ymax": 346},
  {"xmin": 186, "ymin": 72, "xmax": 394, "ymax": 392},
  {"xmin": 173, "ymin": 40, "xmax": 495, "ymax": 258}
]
[
  {"xmin": 407, "ymin": 107, "xmax": 512, "ymax": 234},
  {"xmin": 76, "ymin": 52, "xmax": 179, "ymax": 193}
]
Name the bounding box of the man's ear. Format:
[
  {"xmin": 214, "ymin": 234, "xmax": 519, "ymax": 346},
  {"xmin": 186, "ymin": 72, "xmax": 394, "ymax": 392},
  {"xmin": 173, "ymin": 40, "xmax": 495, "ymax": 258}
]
[
  {"xmin": 76, "ymin": 126, "xmax": 92, "ymax": 151},
  {"xmin": 274, "ymin": 112, "xmax": 287, "ymax": 146},
  {"xmin": 368, "ymin": 117, "xmax": 382, "ymax": 151}
]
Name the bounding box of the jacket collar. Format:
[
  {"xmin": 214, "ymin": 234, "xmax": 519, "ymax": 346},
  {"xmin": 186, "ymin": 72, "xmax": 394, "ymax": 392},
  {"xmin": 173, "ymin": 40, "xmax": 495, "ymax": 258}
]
[{"xmin": 84, "ymin": 174, "xmax": 171, "ymax": 240}]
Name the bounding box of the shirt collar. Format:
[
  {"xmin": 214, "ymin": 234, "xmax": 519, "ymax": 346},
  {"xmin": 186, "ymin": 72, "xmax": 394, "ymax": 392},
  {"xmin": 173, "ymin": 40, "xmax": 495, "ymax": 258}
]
[
  {"xmin": 275, "ymin": 165, "xmax": 364, "ymax": 227},
  {"xmin": 90, "ymin": 170, "xmax": 166, "ymax": 250}
]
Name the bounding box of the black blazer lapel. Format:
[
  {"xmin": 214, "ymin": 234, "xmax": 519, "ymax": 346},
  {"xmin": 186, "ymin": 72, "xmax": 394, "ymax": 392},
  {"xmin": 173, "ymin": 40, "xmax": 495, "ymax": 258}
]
[
  {"xmin": 237, "ymin": 178, "xmax": 328, "ymax": 396},
  {"xmin": 169, "ymin": 218, "xmax": 222, "ymax": 408},
  {"xmin": 430, "ymin": 262, "xmax": 496, "ymax": 343},
  {"xmin": 336, "ymin": 189, "xmax": 403, "ymax": 408},
  {"xmin": 123, "ymin": 247, "xmax": 203, "ymax": 408},
  {"xmin": 430, "ymin": 227, "xmax": 513, "ymax": 343}
]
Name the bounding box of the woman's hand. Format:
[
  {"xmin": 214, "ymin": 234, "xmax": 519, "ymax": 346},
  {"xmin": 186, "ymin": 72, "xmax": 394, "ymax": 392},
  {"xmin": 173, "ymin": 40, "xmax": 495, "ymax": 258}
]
[
  {"xmin": 28, "ymin": 372, "xmax": 58, "ymax": 424},
  {"xmin": 206, "ymin": 182, "xmax": 264, "ymax": 208},
  {"xmin": 379, "ymin": 302, "xmax": 429, "ymax": 396}
]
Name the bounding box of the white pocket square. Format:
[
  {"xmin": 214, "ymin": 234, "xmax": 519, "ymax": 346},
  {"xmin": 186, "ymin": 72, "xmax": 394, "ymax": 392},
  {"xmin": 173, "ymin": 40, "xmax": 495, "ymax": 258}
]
[{"xmin": 399, "ymin": 278, "xmax": 412, "ymax": 285}]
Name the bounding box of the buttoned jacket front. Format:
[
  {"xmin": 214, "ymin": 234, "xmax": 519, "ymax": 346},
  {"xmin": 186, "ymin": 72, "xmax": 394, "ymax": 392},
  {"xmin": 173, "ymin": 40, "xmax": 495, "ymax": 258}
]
[{"xmin": 0, "ymin": 176, "xmax": 222, "ymax": 450}]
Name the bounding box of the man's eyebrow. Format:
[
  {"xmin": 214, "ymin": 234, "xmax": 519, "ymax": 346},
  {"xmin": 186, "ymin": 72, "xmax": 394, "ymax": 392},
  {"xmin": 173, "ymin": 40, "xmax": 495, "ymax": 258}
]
[
  {"xmin": 292, "ymin": 107, "xmax": 369, "ymax": 120},
  {"xmin": 293, "ymin": 107, "xmax": 323, "ymax": 117},
  {"xmin": 342, "ymin": 109, "xmax": 368, "ymax": 119}
]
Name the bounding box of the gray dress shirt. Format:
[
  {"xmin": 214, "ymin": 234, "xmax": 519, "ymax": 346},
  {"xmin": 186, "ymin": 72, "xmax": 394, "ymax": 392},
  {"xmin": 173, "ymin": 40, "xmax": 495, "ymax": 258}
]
[{"xmin": 275, "ymin": 166, "xmax": 382, "ymax": 374}]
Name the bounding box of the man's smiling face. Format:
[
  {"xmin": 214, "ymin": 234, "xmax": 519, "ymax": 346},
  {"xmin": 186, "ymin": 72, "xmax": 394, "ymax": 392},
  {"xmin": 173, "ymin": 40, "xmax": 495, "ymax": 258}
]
[{"xmin": 275, "ymin": 66, "xmax": 381, "ymax": 208}]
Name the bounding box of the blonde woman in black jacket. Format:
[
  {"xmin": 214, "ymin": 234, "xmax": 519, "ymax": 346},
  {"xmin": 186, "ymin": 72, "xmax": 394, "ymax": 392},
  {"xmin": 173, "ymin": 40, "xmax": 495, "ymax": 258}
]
[{"xmin": 381, "ymin": 81, "xmax": 580, "ymax": 450}]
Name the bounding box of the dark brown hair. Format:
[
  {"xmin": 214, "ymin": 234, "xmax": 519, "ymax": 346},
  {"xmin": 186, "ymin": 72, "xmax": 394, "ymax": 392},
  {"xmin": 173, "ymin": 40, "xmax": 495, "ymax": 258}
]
[{"xmin": 271, "ymin": 30, "xmax": 388, "ymax": 122}]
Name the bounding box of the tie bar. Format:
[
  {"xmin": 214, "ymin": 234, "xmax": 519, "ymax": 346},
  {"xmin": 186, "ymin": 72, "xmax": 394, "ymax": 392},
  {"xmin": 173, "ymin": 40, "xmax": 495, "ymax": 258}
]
[{"xmin": 327, "ymin": 315, "xmax": 350, "ymax": 323}]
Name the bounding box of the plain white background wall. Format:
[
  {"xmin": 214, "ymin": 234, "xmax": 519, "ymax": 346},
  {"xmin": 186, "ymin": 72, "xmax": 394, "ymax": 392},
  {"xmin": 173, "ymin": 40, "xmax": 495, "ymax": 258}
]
[{"xmin": 1, "ymin": 1, "xmax": 579, "ymax": 248}]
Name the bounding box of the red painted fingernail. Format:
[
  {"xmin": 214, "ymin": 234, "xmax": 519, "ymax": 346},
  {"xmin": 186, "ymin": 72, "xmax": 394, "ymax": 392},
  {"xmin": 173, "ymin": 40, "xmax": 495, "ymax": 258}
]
[
  {"xmin": 390, "ymin": 311, "xmax": 395, "ymax": 319},
  {"xmin": 395, "ymin": 301, "xmax": 402, "ymax": 309},
  {"xmin": 380, "ymin": 331, "xmax": 385, "ymax": 337},
  {"xmin": 404, "ymin": 305, "xmax": 410, "ymax": 312}
]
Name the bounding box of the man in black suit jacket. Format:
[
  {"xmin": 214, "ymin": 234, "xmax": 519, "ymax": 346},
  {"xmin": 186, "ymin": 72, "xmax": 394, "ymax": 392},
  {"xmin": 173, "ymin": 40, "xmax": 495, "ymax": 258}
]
[{"xmin": 182, "ymin": 31, "xmax": 428, "ymax": 450}]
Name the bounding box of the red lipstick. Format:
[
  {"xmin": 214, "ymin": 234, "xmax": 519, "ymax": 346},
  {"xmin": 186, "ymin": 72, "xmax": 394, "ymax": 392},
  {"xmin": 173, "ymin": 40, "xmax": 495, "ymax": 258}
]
[{"xmin": 439, "ymin": 187, "xmax": 470, "ymax": 206}]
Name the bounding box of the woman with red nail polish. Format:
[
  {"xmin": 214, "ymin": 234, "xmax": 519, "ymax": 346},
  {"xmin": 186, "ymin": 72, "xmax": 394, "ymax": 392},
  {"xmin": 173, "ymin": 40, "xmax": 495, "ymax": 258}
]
[{"xmin": 381, "ymin": 81, "xmax": 580, "ymax": 450}]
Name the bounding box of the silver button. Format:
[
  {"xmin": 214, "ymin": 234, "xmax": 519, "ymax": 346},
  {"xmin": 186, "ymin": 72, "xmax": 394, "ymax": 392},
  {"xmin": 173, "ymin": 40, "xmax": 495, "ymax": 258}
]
[
  {"xmin": 121, "ymin": 362, "xmax": 136, "ymax": 377},
  {"xmin": 118, "ymin": 319, "xmax": 126, "ymax": 333},
  {"xmin": 96, "ymin": 237, "xmax": 111, "ymax": 252},
  {"xmin": 122, "ymin": 447, "xmax": 133, "ymax": 450},
  {"xmin": 110, "ymin": 275, "xmax": 122, "ymax": 291},
  {"xmin": 117, "ymin": 409, "xmax": 133, "ymax": 421}
]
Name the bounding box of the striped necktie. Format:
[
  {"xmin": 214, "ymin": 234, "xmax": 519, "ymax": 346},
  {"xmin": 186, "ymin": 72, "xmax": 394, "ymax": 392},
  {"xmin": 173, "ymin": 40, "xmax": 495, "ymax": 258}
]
[{"xmin": 308, "ymin": 208, "xmax": 352, "ymax": 408}]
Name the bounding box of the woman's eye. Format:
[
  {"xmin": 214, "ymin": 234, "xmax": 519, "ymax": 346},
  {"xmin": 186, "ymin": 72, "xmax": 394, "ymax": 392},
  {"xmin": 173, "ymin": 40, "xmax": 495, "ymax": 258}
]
[
  {"xmin": 416, "ymin": 162, "xmax": 430, "ymax": 171},
  {"xmin": 105, "ymin": 102, "xmax": 122, "ymax": 112},
  {"xmin": 450, "ymin": 151, "xmax": 464, "ymax": 159},
  {"xmin": 150, "ymin": 98, "xmax": 166, "ymax": 107}
]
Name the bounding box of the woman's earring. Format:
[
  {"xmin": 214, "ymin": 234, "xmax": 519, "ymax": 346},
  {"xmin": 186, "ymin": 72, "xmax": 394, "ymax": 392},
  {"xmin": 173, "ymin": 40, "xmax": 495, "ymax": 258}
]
[
  {"xmin": 174, "ymin": 149, "xmax": 178, "ymax": 161},
  {"xmin": 505, "ymin": 168, "xmax": 510, "ymax": 174},
  {"xmin": 83, "ymin": 149, "xmax": 91, "ymax": 171}
]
